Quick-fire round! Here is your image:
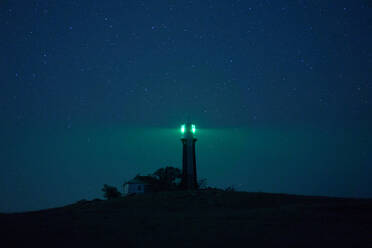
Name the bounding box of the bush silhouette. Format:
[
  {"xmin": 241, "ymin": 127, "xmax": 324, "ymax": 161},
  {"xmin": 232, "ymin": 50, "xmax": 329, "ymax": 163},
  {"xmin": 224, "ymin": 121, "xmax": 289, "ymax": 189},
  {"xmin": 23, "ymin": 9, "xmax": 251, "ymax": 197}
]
[
  {"xmin": 197, "ymin": 178, "xmax": 208, "ymax": 189},
  {"xmin": 131, "ymin": 166, "xmax": 182, "ymax": 192},
  {"xmin": 102, "ymin": 184, "xmax": 121, "ymax": 199},
  {"xmin": 153, "ymin": 166, "xmax": 181, "ymax": 190}
]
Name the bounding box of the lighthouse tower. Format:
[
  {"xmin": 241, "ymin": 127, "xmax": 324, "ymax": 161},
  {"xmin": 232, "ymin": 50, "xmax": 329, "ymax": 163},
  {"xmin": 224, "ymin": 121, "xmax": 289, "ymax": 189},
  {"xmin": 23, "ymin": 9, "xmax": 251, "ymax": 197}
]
[{"xmin": 180, "ymin": 123, "xmax": 197, "ymax": 190}]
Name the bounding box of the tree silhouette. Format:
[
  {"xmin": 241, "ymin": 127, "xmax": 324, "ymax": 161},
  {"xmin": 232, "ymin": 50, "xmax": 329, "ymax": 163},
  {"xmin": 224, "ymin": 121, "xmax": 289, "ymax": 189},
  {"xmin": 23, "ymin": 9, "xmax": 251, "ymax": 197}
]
[
  {"xmin": 153, "ymin": 166, "xmax": 181, "ymax": 191},
  {"xmin": 102, "ymin": 184, "xmax": 121, "ymax": 199},
  {"xmin": 153, "ymin": 166, "xmax": 181, "ymax": 186}
]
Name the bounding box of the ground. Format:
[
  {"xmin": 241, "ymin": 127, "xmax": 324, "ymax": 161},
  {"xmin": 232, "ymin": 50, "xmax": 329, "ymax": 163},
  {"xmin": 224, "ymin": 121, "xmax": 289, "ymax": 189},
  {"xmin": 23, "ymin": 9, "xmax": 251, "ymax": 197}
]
[{"xmin": 1, "ymin": 190, "xmax": 372, "ymax": 247}]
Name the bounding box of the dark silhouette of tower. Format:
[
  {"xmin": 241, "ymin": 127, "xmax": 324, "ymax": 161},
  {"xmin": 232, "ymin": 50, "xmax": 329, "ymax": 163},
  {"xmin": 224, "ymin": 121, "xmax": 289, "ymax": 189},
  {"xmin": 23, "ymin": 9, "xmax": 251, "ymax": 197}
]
[{"xmin": 180, "ymin": 123, "xmax": 197, "ymax": 190}]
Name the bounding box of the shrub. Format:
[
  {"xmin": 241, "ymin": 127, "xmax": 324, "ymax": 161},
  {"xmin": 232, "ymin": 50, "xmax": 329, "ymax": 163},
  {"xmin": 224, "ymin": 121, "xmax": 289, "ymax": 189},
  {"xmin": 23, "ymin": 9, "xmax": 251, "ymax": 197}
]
[
  {"xmin": 153, "ymin": 167, "xmax": 181, "ymax": 185},
  {"xmin": 102, "ymin": 184, "xmax": 121, "ymax": 199},
  {"xmin": 197, "ymin": 178, "xmax": 208, "ymax": 189},
  {"xmin": 225, "ymin": 186, "xmax": 236, "ymax": 192},
  {"xmin": 152, "ymin": 166, "xmax": 182, "ymax": 191}
]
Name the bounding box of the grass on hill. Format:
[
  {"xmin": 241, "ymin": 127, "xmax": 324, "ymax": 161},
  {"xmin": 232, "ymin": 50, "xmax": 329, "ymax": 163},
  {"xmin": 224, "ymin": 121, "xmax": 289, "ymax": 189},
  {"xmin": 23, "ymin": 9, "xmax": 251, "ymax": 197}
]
[{"xmin": 1, "ymin": 190, "xmax": 371, "ymax": 248}]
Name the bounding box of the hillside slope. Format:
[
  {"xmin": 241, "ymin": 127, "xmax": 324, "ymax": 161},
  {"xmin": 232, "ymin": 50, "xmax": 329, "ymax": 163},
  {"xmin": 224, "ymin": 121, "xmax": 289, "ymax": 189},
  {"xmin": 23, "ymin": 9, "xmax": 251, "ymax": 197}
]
[{"xmin": 1, "ymin": 190, "xmax": 372, "ymax": 247}]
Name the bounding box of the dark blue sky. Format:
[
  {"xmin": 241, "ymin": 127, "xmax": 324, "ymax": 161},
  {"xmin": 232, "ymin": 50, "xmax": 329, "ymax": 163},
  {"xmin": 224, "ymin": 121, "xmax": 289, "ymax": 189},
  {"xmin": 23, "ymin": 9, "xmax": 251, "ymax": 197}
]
[{"xmin": 1, "ymin": 0, "xmax": 371, "ymax": 212}]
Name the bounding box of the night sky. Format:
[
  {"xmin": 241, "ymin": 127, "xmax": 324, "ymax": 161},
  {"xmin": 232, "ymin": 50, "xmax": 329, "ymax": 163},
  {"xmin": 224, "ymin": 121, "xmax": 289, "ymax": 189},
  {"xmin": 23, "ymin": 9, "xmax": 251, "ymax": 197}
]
[{"xmin": 1, "ymin": 0, "xmax": 372, "ymax": 212}]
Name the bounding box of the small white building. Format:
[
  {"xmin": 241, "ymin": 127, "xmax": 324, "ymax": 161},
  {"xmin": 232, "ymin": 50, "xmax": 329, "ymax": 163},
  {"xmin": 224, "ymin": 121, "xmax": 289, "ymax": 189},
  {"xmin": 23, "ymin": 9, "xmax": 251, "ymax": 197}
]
[{"xmin": 123, "ymin": 179, "xmax": 150, "ymax": 195}]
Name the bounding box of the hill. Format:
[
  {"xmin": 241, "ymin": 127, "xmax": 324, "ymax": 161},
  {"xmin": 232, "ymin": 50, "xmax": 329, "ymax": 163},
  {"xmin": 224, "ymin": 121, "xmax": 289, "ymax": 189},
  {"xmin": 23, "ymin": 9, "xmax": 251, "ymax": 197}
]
[{"xmin": 1, "ymin": 190, "xmax": 371, "ymax": 247}]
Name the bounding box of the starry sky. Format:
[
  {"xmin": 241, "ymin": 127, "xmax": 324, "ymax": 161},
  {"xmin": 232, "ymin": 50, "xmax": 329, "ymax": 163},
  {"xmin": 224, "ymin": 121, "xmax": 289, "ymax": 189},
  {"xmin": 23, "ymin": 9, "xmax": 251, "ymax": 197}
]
[{"xmin": 1, "ymin": 0, "xmax": 372, "ymax": 212}]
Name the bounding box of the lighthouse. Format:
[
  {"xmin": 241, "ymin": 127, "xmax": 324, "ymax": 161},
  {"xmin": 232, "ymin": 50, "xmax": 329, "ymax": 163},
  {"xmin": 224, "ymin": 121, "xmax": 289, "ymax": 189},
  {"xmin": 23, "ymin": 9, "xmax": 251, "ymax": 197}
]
[{"xmin": 180, "ymin": 123, "xmax": 197, "ymax": 190}]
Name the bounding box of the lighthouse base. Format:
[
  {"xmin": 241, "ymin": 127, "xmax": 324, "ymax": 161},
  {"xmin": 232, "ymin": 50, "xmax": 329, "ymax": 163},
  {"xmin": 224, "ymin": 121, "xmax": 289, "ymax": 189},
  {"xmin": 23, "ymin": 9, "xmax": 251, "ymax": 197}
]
[{"xmin": 180, "ymin": 138, "xmax": 197, "ymax": 190}]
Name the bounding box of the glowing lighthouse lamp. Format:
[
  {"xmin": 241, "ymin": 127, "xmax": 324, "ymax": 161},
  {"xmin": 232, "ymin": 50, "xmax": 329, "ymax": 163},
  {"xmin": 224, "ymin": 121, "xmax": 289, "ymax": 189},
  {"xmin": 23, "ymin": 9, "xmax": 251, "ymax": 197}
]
[
  {"xmin": 180, "ymin": 124, "xmax": 196, "ymax": 135},
  {"xmin": 180, "ymin": 123, "xmax": 197, "ymax": 190}
]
